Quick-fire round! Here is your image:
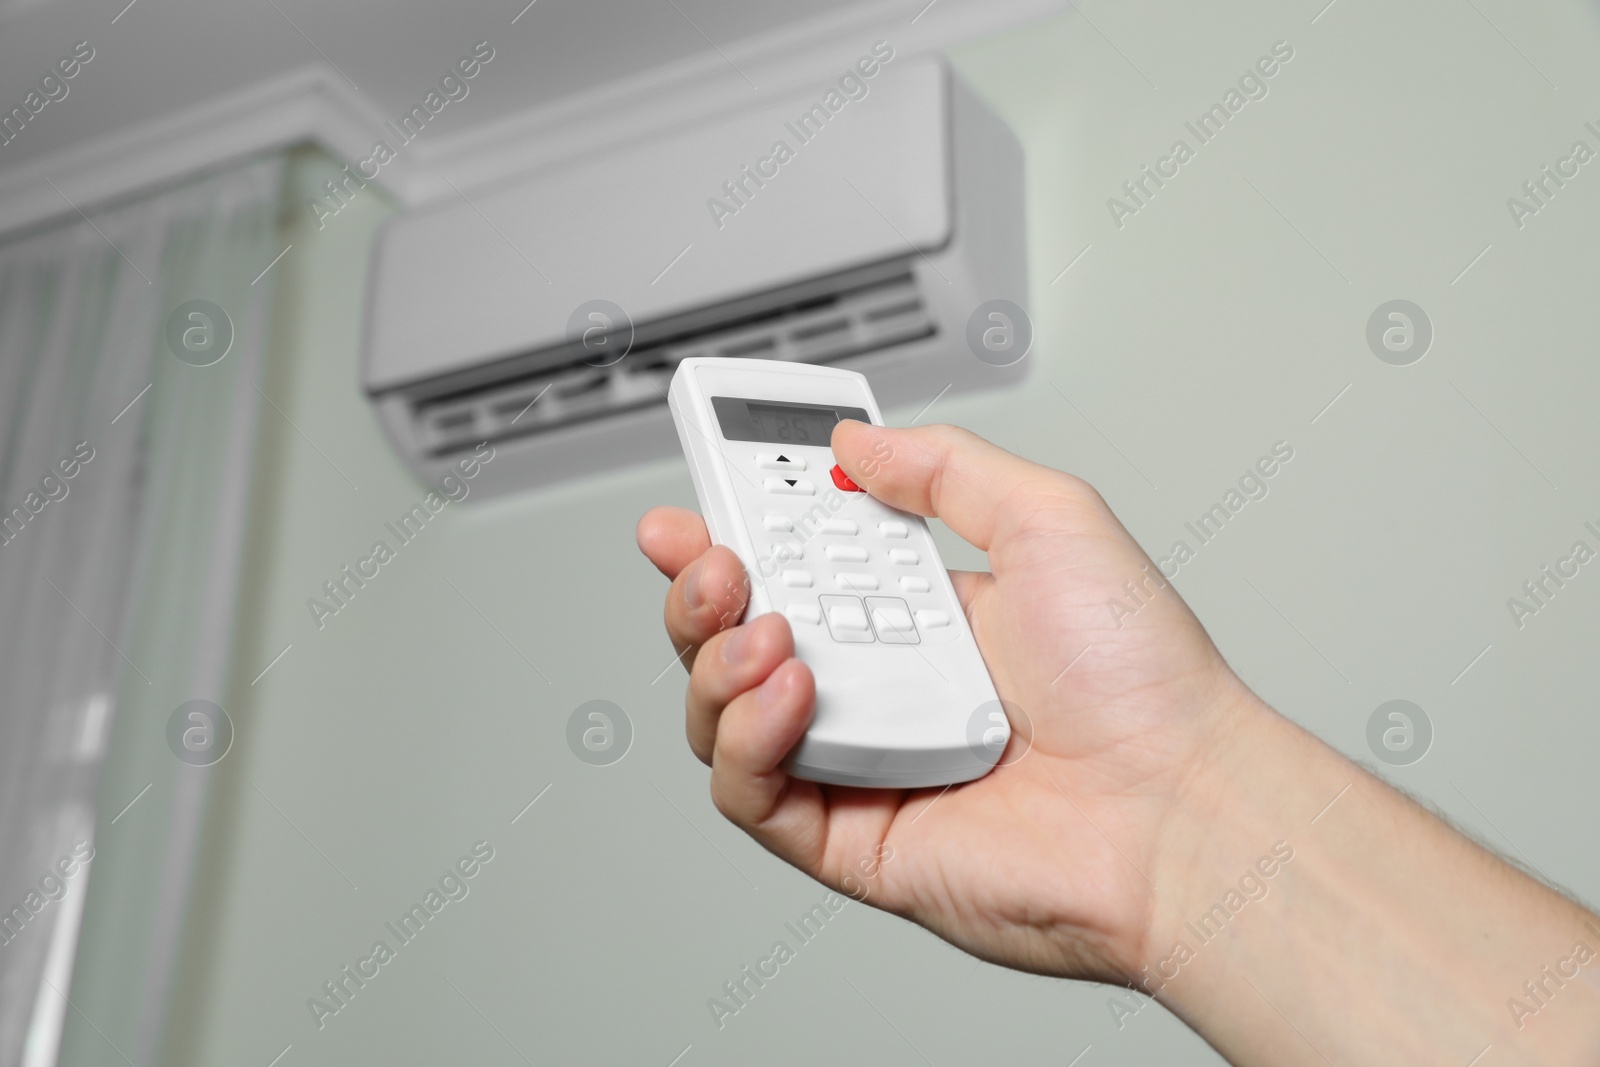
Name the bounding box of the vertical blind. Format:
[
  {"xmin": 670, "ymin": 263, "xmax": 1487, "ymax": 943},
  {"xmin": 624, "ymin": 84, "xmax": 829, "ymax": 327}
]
[{"xmin": 0, "ymin": 155, "xmax": 284, "ymax": 1067}]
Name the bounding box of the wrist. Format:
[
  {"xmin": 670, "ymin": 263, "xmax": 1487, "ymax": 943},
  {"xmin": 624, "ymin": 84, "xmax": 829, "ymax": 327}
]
[
  {"xmin": 1129, "ymin": 676, "xmax": 1335, "ymax": 992},
  {"xmin": 1122, "ymin": 677, "xmax": 1600, "ymax": 1064}
]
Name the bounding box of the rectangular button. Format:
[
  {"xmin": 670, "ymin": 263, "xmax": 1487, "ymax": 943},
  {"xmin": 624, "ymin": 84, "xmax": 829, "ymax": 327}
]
[
  {"xmin": 820, "ymin": 595, "xmax": 875, "ymax": 643},
  {"xmin": 866, "ymin": 596, "xmax": 918, "ymax": 644},
  {"xmin": 834, "ymin": 573, "xmax": 879, "ymax": 591},
  {"xmin": 782, "ymin": 570, "xmax": 813, "ymax": 588},
  {"xmin": 785, "ymin": 604, "xmax": 822, "ymax": 625},
  {"xmin": 764, "ymin": 515, "xmax": 794, "ymax": 532},
  {"xmin": 825, "ymin": 545, "xmax": 868, "ymax": 563},
  {"xmin": 889, "ymin": 548, "xmax": 919, "ymax": 565},
  {"xmin": 819, "ymin": 519, "xmax": 858, "ymax": 535},
  {"xmin": 878, "ymin": 521, "xmax": 909, "ymax": 538},
  {"xmin": 828, "ymin": 603, "xmax": 869, "ymax": 630},
  {"xmin": 765, "ymin": 477, "xmax": 814, "ymax": 495},
  {"xmin": 758, "ymin": 453, "xmax": 807, "ymax": 471},
  {"xmin": 900, "ymin": 576, "xmax": 930, "ymax": 594},
  {"xmin": 915, "ymin": 609, "xmax": 950, "ymax": 629}
]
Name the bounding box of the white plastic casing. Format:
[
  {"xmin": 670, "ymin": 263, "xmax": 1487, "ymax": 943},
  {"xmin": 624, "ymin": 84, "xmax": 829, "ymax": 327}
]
[{"xmin": 668, "ymin": 357, "xmax": 1006, "ymax": 788}]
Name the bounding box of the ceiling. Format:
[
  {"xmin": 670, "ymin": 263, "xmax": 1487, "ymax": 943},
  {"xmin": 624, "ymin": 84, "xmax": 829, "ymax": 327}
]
[
  {"xmin": 0, "ymin": 0, "xmax": 1062, "ymax": 234},
  {"xmin": 0, "ymin": 0, "xmax": 869, "ymax": 162}
]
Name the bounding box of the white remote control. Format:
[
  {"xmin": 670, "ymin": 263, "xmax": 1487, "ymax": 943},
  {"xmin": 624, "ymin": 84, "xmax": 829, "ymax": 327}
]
[{"xmin": 667, "ymin": 357, "xmax": 1007, "ymax": 788}]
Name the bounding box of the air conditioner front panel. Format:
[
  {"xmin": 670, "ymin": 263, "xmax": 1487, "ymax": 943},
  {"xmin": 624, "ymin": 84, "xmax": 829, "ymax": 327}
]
[
  {"xmin": 364, "ymin": 58, "xmax": 952, "ymax": 394},
  {"xmin": 362, "ymin": 57, "xmax": 1028, "ymax": 498}
]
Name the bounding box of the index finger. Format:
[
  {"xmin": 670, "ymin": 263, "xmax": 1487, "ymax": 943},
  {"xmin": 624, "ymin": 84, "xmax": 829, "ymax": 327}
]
[
  {"xmin": 637, "ymin": 505, "xmax": 711, "ymax": 579},
  {"xmin": 638, "ymin": 507, "xmax": 751, "ymax": 665}
]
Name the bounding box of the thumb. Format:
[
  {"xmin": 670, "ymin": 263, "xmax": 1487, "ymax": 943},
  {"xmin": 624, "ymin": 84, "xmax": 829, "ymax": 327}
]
[{"xmin": 830, "ymin": 421, "xmax": 1102, "ymax": 559}]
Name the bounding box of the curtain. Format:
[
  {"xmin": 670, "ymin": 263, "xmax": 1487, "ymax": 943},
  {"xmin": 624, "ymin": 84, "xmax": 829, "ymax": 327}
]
[{"xmin": 0, "ymin": 154, "xmax": 285, "ymax": 1067}]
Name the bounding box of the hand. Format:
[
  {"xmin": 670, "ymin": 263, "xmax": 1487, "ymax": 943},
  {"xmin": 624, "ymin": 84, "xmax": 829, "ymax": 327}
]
[
  {"xmin": 643, "ymin": 421, "xmax": 1600, "ymax": 1065},
  {"xmin": 637, "ymin": 420, "xmax": 1261, "ymax": 983}
]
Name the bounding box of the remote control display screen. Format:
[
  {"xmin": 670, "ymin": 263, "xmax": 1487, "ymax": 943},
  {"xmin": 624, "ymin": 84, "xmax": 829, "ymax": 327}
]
[{"xmin": 711, "ymin": 396, "xmax": 871, "ymax": 445}]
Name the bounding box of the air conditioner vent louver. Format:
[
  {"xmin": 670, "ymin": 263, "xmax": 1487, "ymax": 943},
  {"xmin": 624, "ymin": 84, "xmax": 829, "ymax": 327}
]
[{"xmin": 411, "ymin": 263, "xmax": 935, "ymax": 459}]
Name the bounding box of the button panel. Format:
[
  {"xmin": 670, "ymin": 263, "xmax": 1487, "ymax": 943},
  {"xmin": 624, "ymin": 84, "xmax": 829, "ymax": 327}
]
[{"xmin": 734, "ymin": 446, "xmax": 958, "ymax": 644}]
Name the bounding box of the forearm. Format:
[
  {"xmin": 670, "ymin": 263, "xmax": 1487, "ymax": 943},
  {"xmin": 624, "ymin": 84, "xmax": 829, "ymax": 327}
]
[{"xmin": 1141, "ymin": 686, "xmax": 1600, "ymax": 1066}]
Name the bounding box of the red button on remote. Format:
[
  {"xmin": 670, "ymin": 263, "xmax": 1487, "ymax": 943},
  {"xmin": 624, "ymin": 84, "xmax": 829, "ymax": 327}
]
[{"xmin": 830, "ymin": 464, "xmax": 863, "ymax": 492}]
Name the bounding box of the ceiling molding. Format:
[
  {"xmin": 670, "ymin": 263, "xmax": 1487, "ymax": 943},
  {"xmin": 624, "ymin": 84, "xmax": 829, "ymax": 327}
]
[
  {"xmin": 0, "ymin": 0, "xmax": 1064, "ymax": 239},
  {"xmin": 0, "ymin": 65, "xmax": 384, "ymax": 238}
]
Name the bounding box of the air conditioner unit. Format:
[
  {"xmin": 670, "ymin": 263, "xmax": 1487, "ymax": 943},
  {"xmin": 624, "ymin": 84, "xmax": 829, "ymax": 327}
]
[{"xmin": 361, "ymin": 56, "xmax": 1028, "ymax": 497}]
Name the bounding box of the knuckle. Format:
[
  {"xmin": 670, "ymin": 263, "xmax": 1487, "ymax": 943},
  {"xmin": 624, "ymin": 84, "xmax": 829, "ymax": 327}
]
[
  {"xmin": 686, "ymin": 646, "xmax": 724, "ymax": 703},
  {"xmin": 685, "ymin": 721, "xmax": 713, "ymax": 767},
  {"xmin": 915, "ymin": 421, "xmax": 963, "ymax": 442},
  {"xmin": 918, "ymin": 422, "xmax": 977, "ymax": 460},
  {"xmin": 708, "ymin": 773, "xmax": 740, "ymax": 822},
  {"xmin": 1002, "ymin": 472, "xmax": 1102, "ymax": 539},
  {"xmin": 1058, "ymin": 470, "xmax": 1106, "ymax": 508}
]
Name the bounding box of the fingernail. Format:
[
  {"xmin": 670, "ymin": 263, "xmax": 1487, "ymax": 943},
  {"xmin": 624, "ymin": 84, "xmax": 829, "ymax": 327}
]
[
  {"xmin": 757, "ymin": 665, "xmax": 789, "ymax": 712},
  {"xmin": 682, "ymin": 559, "xmax": 705, "ymax": 610},
  {"xmin": 721, "ymin": 624, "xmax": 754, "ymax": 665}
]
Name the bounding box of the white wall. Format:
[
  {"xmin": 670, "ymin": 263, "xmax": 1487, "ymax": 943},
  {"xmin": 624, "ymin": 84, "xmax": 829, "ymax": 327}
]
[{"xmin": 64, "ymin": 2, "xmax": 1600, "ymax": 1063}]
